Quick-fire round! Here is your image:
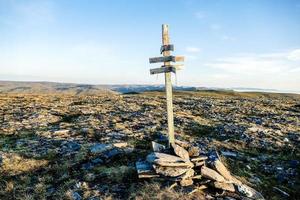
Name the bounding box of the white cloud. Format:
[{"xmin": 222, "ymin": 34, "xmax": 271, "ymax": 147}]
[
  {"xmin": 204, "ymin": 49, "xmax": 300, "ymax": 90},
  {"xmin": 287, "ymin": 49, "xmax": 300, "ymax": 61},
  {"xmin": 185, "ymin": 46, "xmax": 201, "ymax": 53}
]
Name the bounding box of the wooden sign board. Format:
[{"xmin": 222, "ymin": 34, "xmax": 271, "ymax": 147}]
[
  {"xmin": 150, "ymin": 66, "xmax": 176, "ymax": 75},
  {"xmin": 149, "ymin": 56, "xmax": 184, "ymax": 63},
  {"xmin": 160, "ymin": 44, "xmax": 174, "ymax": 53},
  {"xmin": 150, "ymin": 64, "xmax": 184, "ymax": 75}
]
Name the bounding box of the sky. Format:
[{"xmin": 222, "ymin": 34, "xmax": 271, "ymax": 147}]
[{"xmin": 0, "ymin": 0, "xmax": 300, "ymax": 91}]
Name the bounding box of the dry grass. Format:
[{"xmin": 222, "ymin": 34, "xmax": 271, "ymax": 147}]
[
  {"xmin": 130, "ymin": 182, "xmax": 206, "ymax": 200},
  {"xmin": 1, "ymin": 153, "xmax": 48, "ymax": 176}
]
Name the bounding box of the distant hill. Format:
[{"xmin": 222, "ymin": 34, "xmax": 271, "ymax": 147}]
[
  {"xmin": 0, "ymin": 81, "xmax": 299, "ymax": 98},
  {"xmin": 0, "ymin": 81, "xmax": 113, "ymax": 95}
]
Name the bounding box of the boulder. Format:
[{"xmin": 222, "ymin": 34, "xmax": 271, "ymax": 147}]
[
  {"xmin": 201, "ymin": 166, "xmax": 225, "ymax": 182},
  {"xmin": 171, "ymin": 143, "xmax": 190, "ymax": 161}
]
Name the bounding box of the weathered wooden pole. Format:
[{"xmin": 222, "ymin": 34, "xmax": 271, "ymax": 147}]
[
  {"xmin": 162, "ymin": 24, "xmax": 175, "ymax": 146},
  {"xmin": 149, "ymin": 24, "xmax": 184, "ymax": 147}
]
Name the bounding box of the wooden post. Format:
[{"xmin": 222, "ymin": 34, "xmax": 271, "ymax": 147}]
[
  {"xmin": 162, "ymin": 24, "xmax": 175, "ymax": 146},
  {"xmin": 149, "ymin": 24, "xmax": 184, "ymax": 147}
]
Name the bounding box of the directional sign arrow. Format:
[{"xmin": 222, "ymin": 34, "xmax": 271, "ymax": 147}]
[
  {"xmin": 150, "ymin": 64, "xmax": 184, "ymax": 75},
  {"xmin": 149, "ymin": 56, "xmax": 184, "ymax": 63},
  {"xmin": 150, "ymin": 66, "xmax": 176, "ymax": 75}
]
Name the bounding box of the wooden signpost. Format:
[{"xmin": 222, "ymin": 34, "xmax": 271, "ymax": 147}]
[{"xmin": 149, "ymin": 24, "xmax": 184, "ymax": 146}]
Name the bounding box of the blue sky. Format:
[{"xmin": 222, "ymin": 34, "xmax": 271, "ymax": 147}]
[{"xmin": 0, "ymin": 0, "xmax": 300, "ymax": 91}]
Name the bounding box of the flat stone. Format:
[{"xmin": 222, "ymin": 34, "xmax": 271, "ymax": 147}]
[
  {"xmin": 213, "ymin": 159, "xmax": 233, "ymax": 181},
  {"xmin": 180, "ymin": 179, "xmax": 193, "ymax": 186},
  {"xmin": 89, "ymin": 143, "xmax": 112, "ymax": 154},
  {"xmin": 191, "ymin": 156, "xmax": 208, "ymax": 162},
  {"xmin": 177, "ymin": 168, "xmax": 195, "ymax": 180},
  {"xmin": 113, "ymin": 142, "xmax": 127, "ymax": 148},
  {"xmin": 213, "ymin": 181, "xmax": 235, "ymax": 192},
  {"xmin": 175, "ymin": 139, "xmax": 190, "ymax": 149},
  {"xmin": 54, "ymin": 129, "xmax": 70, "ymax": 135},
  {"xmin": 201, "ymin": 166, "xmax": 225, "ymax": 182},
  {"xmin": 152, "ymin": 141, "xmax": 166, "ymax": 152},
  {"xmin": 146, "ymin": 152, "xmax": 186, "ymax": 164},
  {"xmin": 153, "ymin": 165, "xmax": 189, "ymax": 177},
  {"xmin": 237, "ymin": 184, "xmax": 264, "ymax": 200},
  {"xmin": 136, "ymin": 161, "xmax": 159, "ymax": 178},
  {"xmin": 172, "ymin": 143, "xmax": 190, "ymax": 161}
]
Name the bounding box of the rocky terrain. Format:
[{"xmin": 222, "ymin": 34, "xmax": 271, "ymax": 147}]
[{"xmin": 0, "ymin": 88, "xmax": 299, "ymax": 200}]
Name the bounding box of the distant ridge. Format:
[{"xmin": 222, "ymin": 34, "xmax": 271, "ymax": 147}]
[{"xmin": 0, "ymin": 80, "xmax": 299, "ymax": 95}]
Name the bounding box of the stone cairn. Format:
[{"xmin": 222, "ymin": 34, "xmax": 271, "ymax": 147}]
[{"xmin": 136, "ymin": 140, "xmax": 264, "ymax": 200}]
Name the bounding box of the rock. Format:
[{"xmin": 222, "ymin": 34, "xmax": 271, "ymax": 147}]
[
  {"xmin": 151, "ymin": 141, "xmax": 166, "ymax": 152},
  {"xmin": 237, "ymin": 184, "xmax": 264, "ymax": 200},
  {"xmin": 175, "ymin": 139, "xmax": 190, "ymax": 149},
  {"xmin": 177, "ymin": 168, "xmax": 195, "ymax": 180},
  {"xmin": 201, "ymin": 166, "xmax": 225, "ymax": 182},
  {"xmin": 213, "ymin": 182, "xmax": 235, "ymax": 192},
  {"xmin": 61, "ymin": 141, "xmax": 81, "ymax": 154},
  {"xmin": 136, "ymin": 161, "xmax": 159, "ymax": 178},
  {"xmin": 153, "ymin": 165, "xmax": 189, "ymax": 177},
  {"xmin": 113, "ymin": 142, "xmax": 128, "ymax": 148},
  {"xmin": 180, "ymin": 178, "xmax": 193, "ymax": 186},
  {"xmin": 191, "ymin": 156, "xmax": 208, "ymax": 162},
  {"xmin": 54, "ymin": 129, "xmax": 70, "ymax": 135},
  {"xmin": 146, "ymin": 152, "xmax": 187, "ymax": 164},
  {"xmin": 283, "ymin": 138, "xmax": 289, "ymax": 142},
  {"xmin": 89, "ymin": 143, "xmax": 112, "ymax": 154},
  {"xmin": 221, "ymin": 151, "xmax": 237, "ymax": 158},
  {"xmin": 213, "ymin": 159, "xmax": 233, "ymax": 181},
  {"xmin": 71, "ymin": 191, "xmax": 82, "ymax": 200},
  {"xmin": 171, "ymin": 143, "xmax": 190, "ymax": 161},
  {"xmin": 103, "ymin": 148, "xmax": 121, "ymax": 159},
  {"xmin": 188, "ymin": 146, "xmax": 201, "ymax": 157}
]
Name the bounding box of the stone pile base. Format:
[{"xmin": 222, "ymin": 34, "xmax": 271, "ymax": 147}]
[{"xmin": 136, "ymin": 140, "xmax": 264, "ymax": 200}]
